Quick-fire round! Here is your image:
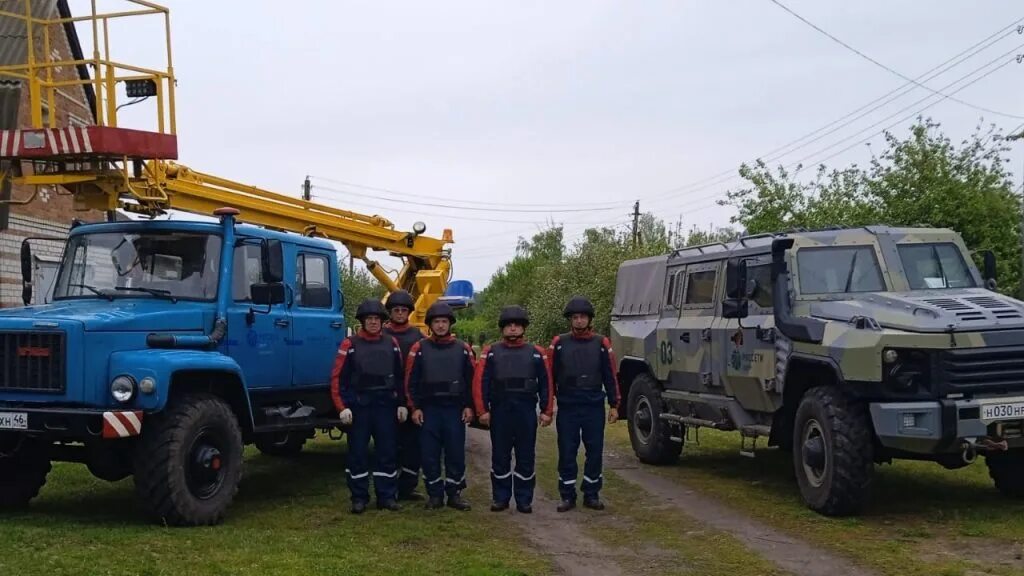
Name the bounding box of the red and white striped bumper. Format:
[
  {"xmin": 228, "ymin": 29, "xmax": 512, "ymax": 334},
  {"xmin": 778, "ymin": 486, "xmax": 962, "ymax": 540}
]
[{"xmin": 101, "ymin": 410, "xmax": 143, "ymax": 439}]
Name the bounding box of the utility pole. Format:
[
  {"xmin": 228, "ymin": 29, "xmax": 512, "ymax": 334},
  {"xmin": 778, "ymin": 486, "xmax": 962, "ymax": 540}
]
[
  {"xmin": 302, "ymin": 175, "xmax": 311, "ymax": 201},
  {"xmin": 631, "ymin": 201, "xmax": 640, "ymax": 248}
]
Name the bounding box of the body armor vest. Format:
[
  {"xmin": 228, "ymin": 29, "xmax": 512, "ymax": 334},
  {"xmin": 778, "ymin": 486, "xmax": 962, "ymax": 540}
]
[
  {"xmin": 490, "ymin": 343, "xmax": 539, "ymax": 397},
  {"xmin": 556, "ymin": 335, "xmax": 604, "ymax": 392},
  {"xmin": 420, "ymin": 339, "xmax": 467, "ymax": 398},
  {"xmin": 352, "ymin": 335, "xmax": 397, "ymax": 392}
]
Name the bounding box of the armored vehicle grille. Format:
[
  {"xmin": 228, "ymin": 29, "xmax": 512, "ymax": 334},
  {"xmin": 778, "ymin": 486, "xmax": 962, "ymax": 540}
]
[
  {"xmin": 0, "ymin": 331, "xmax": 66, "ymax": 393},
  {"xmin": 939, "ymin": 345, "xmax": 1024, "ymax": 394}
]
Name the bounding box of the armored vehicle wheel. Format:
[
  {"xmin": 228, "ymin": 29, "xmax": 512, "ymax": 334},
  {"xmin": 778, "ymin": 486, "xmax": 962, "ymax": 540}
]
[
  {"xmin": 627, "ymin": 374, "xmax": 682, "ymax": 465},
  {"xmin": 134, "ymin": 394, "xmax": 243, "ymax": 526},
  {"xmin": 793, "ymin": 386, "xmax": 873, "ymax": 516},
  {"xmin": 986, "ymin": 451, "xmax": 1024, "ymax": 497},
  {"xmin": 255, "ymin": 430, "xmax": 309, "ymax": 457},
  {"xmin": 0, "ymin": 434, "xmax": 51, "ymax": 509}
]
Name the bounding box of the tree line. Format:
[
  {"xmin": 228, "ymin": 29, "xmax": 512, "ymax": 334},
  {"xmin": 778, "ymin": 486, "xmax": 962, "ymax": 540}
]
[{"xmin": 340, "ymin": 118, "xmax": 1023, "ymax": 344}]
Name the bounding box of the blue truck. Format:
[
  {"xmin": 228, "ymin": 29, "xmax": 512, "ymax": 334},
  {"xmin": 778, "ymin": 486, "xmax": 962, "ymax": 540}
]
[{"xmin": 0, "ymin": 208, "xmax": 350, "ymax": 525}]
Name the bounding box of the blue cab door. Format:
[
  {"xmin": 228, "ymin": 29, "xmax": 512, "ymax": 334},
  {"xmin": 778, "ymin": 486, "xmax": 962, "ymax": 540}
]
[
  {"xmin": 290, "ymin": 250, "xmax": 345, "ymax": 388},
  {"xmin": 226, "ymin": 243, "xmax": 293, "ymax": 389}
]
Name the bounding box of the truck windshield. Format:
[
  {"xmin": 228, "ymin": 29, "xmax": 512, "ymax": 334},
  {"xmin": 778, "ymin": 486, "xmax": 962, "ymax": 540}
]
[
  {"xmin": 796, "ymin": 245, "xmax": 886, "ymax": 295},
  {"xmin": 53, "ymin": 231, "xmax": 221, "ymax": 301},
  {"xmin": 897, "ymin": 243, "xmax": 976, "ymax": 290}
]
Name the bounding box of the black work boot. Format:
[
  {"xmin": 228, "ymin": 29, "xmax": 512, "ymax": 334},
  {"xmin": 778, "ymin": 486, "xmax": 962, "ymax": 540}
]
[
  {"xmin": 583, "ymin": 497, "xmax": 605, "ymax": 511},
  {"xmin": 557, "ymin": 499, "xmax": 576, "ymax": 513},
  {"xmin": 377, "ymin": 499, "xmax": 400, "ymax": 511},
  {"xmin": 490, "ymin": 501, "xmax": 510, "ymax": 512},
  {"xmin": 516, "ymin": 503, "xmax": 533, "ymax": 514},
  {"xmin": 425, "ymin": 496, "xmax": 445, "ymax": 510},
  {"xmin": 351, "ymin": 501, "xmax": 368, "ymax": 515},
  {"xmin": 447, "ymin": 492, "xmax": 472, "ymax": 512}
]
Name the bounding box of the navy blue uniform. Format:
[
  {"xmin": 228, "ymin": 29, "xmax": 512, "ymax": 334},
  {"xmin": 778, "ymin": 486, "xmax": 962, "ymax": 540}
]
[
  {"xmin": 404, "ymin": 335, "xmax": 476, "ymax": 499},
  {"xmin": 550, "ymin": 331, "xmax": 620, "ymax": 502},
  {"xmin": 473, "ymin": 341, "xmax": 553, "ymax": 509},
  {"xmin": 331, "ymin": 330, "xmax": 405, "ymax": 504},
  {"xmin": 385, "ymin": 322, "xmax": 425, "ymax": 498}
]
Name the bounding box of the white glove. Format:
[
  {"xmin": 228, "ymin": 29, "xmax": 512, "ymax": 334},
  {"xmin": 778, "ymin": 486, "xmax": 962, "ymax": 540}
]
[
  {"xmin": 339, "ymin": 409, "xmax": 353, "ymax": 425},
  {"xmin": 397, "ymin": 406, "xmax": 409, "ymax": 423}
]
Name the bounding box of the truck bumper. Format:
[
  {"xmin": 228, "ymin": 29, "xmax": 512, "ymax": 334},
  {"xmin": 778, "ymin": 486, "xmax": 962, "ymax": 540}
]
[
  {"xmin": 0, "ymin": 407, "xmax": 143, "ymax": 440},
  {"xmin": 870, "ymin": 396, "xmax": 1024, "ymax": 454}
]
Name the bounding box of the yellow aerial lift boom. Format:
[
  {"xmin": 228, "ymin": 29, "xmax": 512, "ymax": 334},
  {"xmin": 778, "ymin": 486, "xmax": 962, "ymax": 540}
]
[{"xmin": 0, "ymin": 0, "xmax": 456, "ymax": 328}]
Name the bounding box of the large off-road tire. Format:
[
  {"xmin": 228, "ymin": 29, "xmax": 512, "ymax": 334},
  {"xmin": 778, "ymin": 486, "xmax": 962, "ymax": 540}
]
[
  {"xmin": 792, "ymin": 386, "xmax": 873, "ymax": 516},
  {"xmin": 255, "ymin": 430, "xmax": 309, "ymax": 457},
  {"xmin": 134, "ymin": 394, "xmax": 243, "ymax": 526},
  {"xmin": 628, "ymin": 374, "xmax": 683, "ymax": 465},
  {"xmin": 986, "ymin": 450, "xmax": 1024, "ymax": 497},
  {"xmin": 0, "ymin": 434, "xmax": 51, "ymax": 509}
]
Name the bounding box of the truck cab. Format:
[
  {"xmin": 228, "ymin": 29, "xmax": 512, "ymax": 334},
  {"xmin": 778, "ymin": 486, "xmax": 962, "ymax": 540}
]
[{"xmin": 0, "ymin": 208, "xmax": 346, "ymax": 525}]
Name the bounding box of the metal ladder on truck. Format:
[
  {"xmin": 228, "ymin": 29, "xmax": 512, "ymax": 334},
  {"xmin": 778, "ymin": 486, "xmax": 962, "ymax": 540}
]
[{"xmin": 0, "ymin": 0, "xmax": 460, "ymax": 328}]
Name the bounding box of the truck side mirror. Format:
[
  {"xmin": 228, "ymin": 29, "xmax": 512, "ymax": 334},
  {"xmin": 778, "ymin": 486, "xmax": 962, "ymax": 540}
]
[
  {"xmin": 251, "ymin": 282, "xmax": 286, "ymax": 305},
  {"xmin": 981, "ymin": 250, "xmax": 997, "ymax": 290},
  {"xmin": 20, "ymin": 239, "xmax": 32, "ymax": 305},
  {"xmin": 262, "ymin": 239, "xmax": 284, "ymax": 284},
  {"xmin": 723, "ymin": 259, "xmax": 749, "ymax": 319}
]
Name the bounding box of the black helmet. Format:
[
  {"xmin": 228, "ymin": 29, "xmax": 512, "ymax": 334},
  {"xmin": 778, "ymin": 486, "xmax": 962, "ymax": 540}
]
[
  {"xmin": 497, "ymin": 305, "xmax": 530, "ymax": 329},
  {"xmin": 355, "ymin": 299, "xmax": 388, "ymax": 322},
  {"xmin": 563, "ymin": 296, "xmax": 595, "ymax": 318},
  {"xmin": 425, "ymin": 302, "xmax": 456, "ymax": 325},
  {"xmin": 385, "ymin": 290, "xmax": 415, "ymax": 310}
]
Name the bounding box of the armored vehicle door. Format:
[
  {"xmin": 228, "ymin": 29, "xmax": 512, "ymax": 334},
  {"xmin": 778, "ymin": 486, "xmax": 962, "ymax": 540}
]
[
  {"xmin": 680, "ymin": 261, "xmax": 720, "ymax": 392},
  {"xmin": 714, "ymin": 256, "xmax": 779, "ymax": 412},
  {"xmin": 655, "ymin": 265, "xmax": 686, "ymax": 384}
]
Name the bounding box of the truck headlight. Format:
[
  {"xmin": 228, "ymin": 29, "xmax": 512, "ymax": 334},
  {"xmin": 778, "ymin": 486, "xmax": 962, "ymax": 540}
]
[
  {"xmin": 883, "ymin": 349, "xmax": 931, "ymax": 392},
  {"xmin": 111, "ymin": 375, "xmax": 136, "ymax": 403}
]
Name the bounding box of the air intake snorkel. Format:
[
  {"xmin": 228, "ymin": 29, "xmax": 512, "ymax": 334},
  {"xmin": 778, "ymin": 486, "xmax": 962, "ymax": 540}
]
[{"xmin": 771, "ymin": 238, "xmax": 825, "ymax": 344}]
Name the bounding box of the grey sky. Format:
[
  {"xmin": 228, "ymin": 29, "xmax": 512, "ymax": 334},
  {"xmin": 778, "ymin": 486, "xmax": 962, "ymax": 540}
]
[{"xmin": 97, "ymin": 0, "xmax": 1024, "ymax": 290}]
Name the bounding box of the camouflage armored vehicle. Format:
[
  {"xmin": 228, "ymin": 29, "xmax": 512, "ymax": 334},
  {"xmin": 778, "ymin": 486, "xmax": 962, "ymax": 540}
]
[{"xmin": 610, "ymin": 226, "xmax": 1024, "ymax": 515}]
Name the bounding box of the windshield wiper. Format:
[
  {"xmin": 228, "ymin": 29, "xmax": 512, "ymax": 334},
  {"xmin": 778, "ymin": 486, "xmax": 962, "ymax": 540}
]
[
  {"xmin": 114, "ymin": 286, "xmax": 178, "ymax": 303},
  {"xmin": 843, "ymin": 249, "xmax": 860, "ymax": 292},
  {"xmin": 69, "ymin": 283, "xmax": 113, "ymax": 301}
]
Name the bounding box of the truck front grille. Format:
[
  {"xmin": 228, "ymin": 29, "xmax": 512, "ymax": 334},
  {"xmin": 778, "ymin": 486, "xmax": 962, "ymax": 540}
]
[
  {"xmin": 939, "ymin": 345, "xmax": 1024, "ymax": 394},
  {"xmin": 0, "ymin": 331, "xmax": 66, "ymax": 393}
]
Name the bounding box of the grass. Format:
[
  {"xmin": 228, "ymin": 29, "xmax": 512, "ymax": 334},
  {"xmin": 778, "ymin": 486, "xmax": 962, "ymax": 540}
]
[
  {"xmin": 605, "ymin": 424, "xmax": 1024, "ymax": 576},
  {"xmin": 533, "ymin": 427, "xmax": 785, "ymax": 576},
  {"xmin": 0, "ymin": 437, "xmax": 551, "ymax": 576}
]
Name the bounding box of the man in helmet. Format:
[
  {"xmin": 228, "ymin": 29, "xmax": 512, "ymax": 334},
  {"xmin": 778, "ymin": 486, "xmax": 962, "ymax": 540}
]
[
  {"xmin": 384, "ymin": 289, "xmax": 426, "ymax": 501},
  {"xmin": 550, "ymin": 296, "xmax": 620, "ymax": 512},
  {"xmin": 404, "ymin": 302, "xmax": 476, "ymax": 511},
  {"xmin": 331, "ymin": 298, "xmax": 407, "ymax": 514},
  {"xmin": 473, "ymin": 305, "xmax": 553, "ymax": 514}
]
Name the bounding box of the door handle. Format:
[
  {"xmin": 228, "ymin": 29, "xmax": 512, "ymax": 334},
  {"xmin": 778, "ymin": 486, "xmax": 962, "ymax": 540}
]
[
  {"xmin": 679, "ymin": 332, "xmax": 690, "ymax": 343},
  {"xmin": 330, "ymin": 321, "xmax": 344, "ymax": 329},
  {"xmin": 274, "ymin": 318, "xmax": 290, "ymax": 328}
]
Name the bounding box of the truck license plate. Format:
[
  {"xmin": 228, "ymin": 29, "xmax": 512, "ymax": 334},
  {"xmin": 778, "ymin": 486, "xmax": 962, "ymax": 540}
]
[
  {"xmin": 0, "ymin": 412, "xmax": 27, "ymax": 430},
  {"xmin": 982, "ymin": 402, "xmax": 1024, "ymax": 422}
]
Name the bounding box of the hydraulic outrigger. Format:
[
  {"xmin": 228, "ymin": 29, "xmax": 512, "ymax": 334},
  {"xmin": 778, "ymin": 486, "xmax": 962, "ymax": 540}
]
[{"xmin": 0, "ymin": 0, "xmax": 456, "ymax": 328}]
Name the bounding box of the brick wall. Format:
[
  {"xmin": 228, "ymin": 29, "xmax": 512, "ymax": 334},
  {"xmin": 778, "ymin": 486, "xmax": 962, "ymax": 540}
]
[{"xmin": 1, "ymin": 17, "xmax": 100, "ymax": 307}]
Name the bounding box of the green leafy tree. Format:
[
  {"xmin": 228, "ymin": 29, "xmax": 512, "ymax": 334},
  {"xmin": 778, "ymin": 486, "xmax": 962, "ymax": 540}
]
[
  {"xmin": 338, "ymin": 258, "xmax": 385, "ymax": 328},
  {"xmin": 722, "ymin": 119, "xmax": 1022, "ymax": 294}
]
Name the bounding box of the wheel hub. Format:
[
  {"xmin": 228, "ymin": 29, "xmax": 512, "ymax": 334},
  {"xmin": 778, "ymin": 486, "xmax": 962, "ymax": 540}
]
[
  {"xmin": 801, "ymin": 419, "xmax": 827, "ymax": 488},
  {"xmin": 186, "ymin": 432, "xmax": 226, "ymax": 500},
  {"xmin": 634, "ymin": 396, "xmax": 654, "ymax": 444}
]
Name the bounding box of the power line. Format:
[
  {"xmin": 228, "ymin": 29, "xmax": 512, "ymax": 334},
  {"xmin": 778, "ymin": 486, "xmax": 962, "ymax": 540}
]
[
  {"xmin": 311, "ymin": 183, "xmax": 620, "ymax": 214},
  {"xmin": 309, "ymin": 175, "xmax": 626, "ymax": 209},
  {"xmin": 310, "ymin": 193, "xmax": 561, "ymax": 224},
  {"xmin": 640, "ymin": 17, "xmax": 1024, "ymax": 205},
  {"xmin": 768, "ymin": 0, "xmax": 1024, "ymax": 120}
]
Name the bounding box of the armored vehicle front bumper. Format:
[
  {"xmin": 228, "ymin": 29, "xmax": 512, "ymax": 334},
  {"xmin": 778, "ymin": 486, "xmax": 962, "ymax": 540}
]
[{"xmin": 870, "ymin": 396, "xmax": 1024, "ymax": 454}]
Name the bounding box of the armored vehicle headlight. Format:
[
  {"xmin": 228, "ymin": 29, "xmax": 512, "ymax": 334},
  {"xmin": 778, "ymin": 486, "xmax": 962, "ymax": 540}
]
[
  {"xmin": 883, "ymin": 349, "xmax": 899, "ymax": 364},
  {"xmin": 111, "ymin": 375, "xmax": 136, "ymax": 403},
  {"xmin": 139, "ymin": 376, "xmax": 157, "ymax": 395}
]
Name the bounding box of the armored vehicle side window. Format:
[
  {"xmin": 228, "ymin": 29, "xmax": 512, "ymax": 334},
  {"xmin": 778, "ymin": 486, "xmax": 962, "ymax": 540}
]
[
  {"xmin": 232, "ymin": 244, "xmax": 264, "ymax": 301},
  {"xmin": 897, "ymin": 243, "xmax": 976, "ymax": 290},
  {"xmin": 748, "ymin": 264, "xmax": 773, "ymax": 308},
  {"xmin": 684, "ymin": 270, "xmax": 717, "ymax": 304},
  {"xmin": 797, "ymin": 246, "xmax": 884, "ymax": 295},
  {"xmin": 665, "ymin": 269, "xmax": 684, "ymax": 308},
  {"xmin": 296, "ymin": 253, "xmax": 332, "ymax": 308}
]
